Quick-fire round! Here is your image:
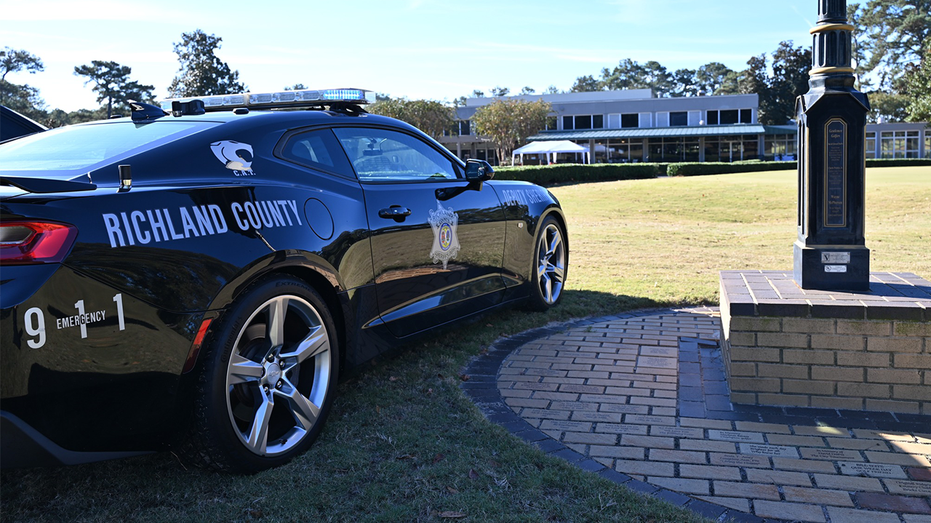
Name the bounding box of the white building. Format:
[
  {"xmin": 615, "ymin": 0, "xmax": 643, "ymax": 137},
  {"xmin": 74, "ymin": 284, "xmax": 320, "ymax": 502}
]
[{"xmin": 438, "ymin": 90, "xmax": 930, "ymax": 165}]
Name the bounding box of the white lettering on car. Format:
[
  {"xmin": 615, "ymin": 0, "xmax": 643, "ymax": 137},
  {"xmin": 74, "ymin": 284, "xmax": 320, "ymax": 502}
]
[{"xmin": 102, "ymin": 200, "xmax": 301, "ymax": 248}]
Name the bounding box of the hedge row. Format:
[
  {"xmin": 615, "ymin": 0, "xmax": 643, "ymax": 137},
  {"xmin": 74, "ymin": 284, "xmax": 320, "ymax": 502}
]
[
  {"xmin": 493, "ymin": 158, "xmax": 929, "ymax": 185},
  {"xmin": 667, "ymin": 161, "xmax": 795, "ymax": 176},
  {"xmin": 865, "ymin": 158, "xmax": 931, "ymax": 167},
  {"xmin": 493, "ymin": 163, "xmax": 664, "ymax": 185}
]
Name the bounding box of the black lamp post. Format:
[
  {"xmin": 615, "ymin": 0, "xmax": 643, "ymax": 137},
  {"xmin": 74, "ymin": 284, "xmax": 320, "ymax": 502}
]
[{"xmin": 793, "ymin": 0, "xmax": 871, "ymax": 291}]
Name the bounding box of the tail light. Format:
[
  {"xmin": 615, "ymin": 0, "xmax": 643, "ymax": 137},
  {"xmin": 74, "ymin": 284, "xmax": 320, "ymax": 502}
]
[{"xmin": 0, "ymin": 221, "xmax": 78, "ymax": 265}]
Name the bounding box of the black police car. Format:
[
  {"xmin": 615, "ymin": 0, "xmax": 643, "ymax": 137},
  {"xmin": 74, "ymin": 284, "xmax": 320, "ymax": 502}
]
[{"xmin": 0, "ymin": 89, "xmax": 568, "ymax": 473}]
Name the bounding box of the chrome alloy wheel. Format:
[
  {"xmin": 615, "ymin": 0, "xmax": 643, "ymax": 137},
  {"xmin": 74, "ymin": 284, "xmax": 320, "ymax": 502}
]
[
  {"xmin": 224, "ymin": 295, "xmax": 331, "ymax": 456},
  {"xmin": 536, "ymin": 222, "xmax": 566, "ymax": 305}
]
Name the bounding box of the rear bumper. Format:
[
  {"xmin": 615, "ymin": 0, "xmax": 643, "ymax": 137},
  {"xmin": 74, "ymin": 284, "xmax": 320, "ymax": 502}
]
[{"xmin": 0, "ymin": 411, "xmax": 151, "ymax": 469}]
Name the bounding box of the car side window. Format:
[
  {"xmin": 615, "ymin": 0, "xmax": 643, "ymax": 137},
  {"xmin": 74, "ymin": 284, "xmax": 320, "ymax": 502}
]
[
  {"xmin": 279, "ymin": 128, "xmax": 354, "ymax": 177},
  {"xmin": 332, "ymin": 127, "xmax": 459, "ymax": 182}
]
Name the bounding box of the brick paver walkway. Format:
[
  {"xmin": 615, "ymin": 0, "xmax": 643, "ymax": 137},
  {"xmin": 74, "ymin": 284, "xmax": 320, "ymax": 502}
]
[{"xmin": 462, "ymin": 308, "xmax": 931, "ymax": 523}]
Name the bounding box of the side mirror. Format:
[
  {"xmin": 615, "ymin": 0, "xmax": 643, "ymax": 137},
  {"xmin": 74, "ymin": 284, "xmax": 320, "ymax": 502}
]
[{"xmin": 465, "ymin": 159, "xmax": 494, "ymax": 182}]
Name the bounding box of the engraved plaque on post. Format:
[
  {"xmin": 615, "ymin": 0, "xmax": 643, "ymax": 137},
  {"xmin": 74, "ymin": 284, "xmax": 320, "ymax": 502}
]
[{"xmin": 824, "ymin": 118, "xmax": 847, "ymax": 227}]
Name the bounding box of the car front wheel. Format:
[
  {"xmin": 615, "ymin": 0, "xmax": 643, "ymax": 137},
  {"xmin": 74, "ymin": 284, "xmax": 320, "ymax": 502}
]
[{"xmin": 181, "ymin": 275, "xmax": 338, "ymax": 473}]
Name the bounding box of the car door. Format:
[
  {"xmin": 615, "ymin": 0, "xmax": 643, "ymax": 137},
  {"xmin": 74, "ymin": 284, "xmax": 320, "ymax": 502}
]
[{"xmin": 332, "ymin": 126, "xmax": 506, "ymax": 338}]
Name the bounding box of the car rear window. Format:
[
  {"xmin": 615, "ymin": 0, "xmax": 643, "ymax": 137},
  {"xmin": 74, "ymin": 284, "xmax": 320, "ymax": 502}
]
[{"xmin": 0, "ymin": 120, "xmax": 213, "ymax": 172}]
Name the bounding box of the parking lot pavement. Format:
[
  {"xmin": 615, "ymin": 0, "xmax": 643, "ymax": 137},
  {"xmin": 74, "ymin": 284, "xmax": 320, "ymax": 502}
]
[{"xmin": 462, "ymin": 308, "xmax": 931, "ymax": 523}]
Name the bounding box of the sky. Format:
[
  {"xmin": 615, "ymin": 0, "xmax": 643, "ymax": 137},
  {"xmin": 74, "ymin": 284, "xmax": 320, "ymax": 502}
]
[{"xmin": 2, "ymin": 0, "xmax": 829, "ymax": 113}]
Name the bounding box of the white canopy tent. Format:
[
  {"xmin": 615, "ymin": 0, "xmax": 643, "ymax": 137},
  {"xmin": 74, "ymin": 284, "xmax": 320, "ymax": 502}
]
[{"xmin": 512, "ymin": 140, "xmax": 590, "ymax": 165}]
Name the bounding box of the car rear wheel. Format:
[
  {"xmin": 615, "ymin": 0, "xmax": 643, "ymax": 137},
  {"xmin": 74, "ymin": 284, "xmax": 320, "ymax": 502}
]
[
  {"xmin": 527, "ymin": 216, "xmax": 567, "ymax": 311},
  {"xmin": 181, "ymin": 275, "xmax": 338, "ymax": 473}
]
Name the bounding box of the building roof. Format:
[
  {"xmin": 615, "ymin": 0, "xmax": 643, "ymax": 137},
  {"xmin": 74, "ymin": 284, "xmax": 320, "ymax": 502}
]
[{"xmin": 527, "ymin": 124, "xmax": 766, "ymax": 141}]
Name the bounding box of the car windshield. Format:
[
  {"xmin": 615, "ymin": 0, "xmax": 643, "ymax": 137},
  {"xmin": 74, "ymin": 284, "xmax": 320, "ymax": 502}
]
[{"xmin": 0, "ymin": 120, "xmax": 213, "ymax": 172}]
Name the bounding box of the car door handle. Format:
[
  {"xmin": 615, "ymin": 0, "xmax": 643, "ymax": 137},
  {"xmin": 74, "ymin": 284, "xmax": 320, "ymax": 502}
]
[{"xmin": 378, "ymin": 206, "xmax": 412, "ymax": 220}]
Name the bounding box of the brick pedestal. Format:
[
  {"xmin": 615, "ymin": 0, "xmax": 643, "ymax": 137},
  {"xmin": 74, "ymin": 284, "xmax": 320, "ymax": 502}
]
[{"xmin": 719, "ymin": 271, "xmax": 931, "ymax": 414}]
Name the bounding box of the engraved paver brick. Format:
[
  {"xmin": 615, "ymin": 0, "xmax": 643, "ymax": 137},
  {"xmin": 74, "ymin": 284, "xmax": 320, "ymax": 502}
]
[
  {"xmin": 800, "ymin": 447, "xmax": 863, "ymax": 461},
  {"xmin": 649, "ymin": 426, "xmax": 703, "ymax": 439},
  {"xmin": 569, "ymin": 411, "xmax": 622, "ymax": 423},
  {"xmin": 593, "ymin": 423, "xmax": 649, "ymax": 438},
  {"xmin": 624, "ymin": 414, "xmax": 676, "ymax": 426},
  {"xmin": 615, "ymin": 459, "xmax": 674, "ymax": 477},
  {"xmin": 679, "ymin": 464, "xmax": 741, "ymax": 481},
  {"xmin": 711, "ymin": 481, "xmax": 779, "ymax": 500},
  {"xmin": 709, "ymin": 452, "xmax": 769, "ymax": 468},
  {"xmin": 884, "ymin": 479, "xmax": 931, "ymax": 497},
  {"xmin": 773, "ymin": 457, "xmax": 837, "ymax": 473},
  {"xmin": 648, "ymin": 449, "xmax": 707, "ymax": 464},
  {"xmin": 648, "ymin": 476, "xmax": 710, "ymax": 495},
  {"xmin": 738, "ymin": 443, "xmax": 800, "ymax": 458},
  {"xmin": 826, "ymin": 507, "xmax": 902, "ymax": 523},
  {"xmin": 707, "ymin": 430, "xmax": 764, "ymax": 443},
  {"xmin": 839, "ymin": 461, "xmax": 908, "ymax": 478},
  {"xmin": 562, "ymin": 432, "xmax": 618, "ymax": 445},
  {"xmin": 754, "ymin": 500, "xmax": 826, "ymax": 522},
  {"xmin": 745, "ymin": 468, "xmax": 813, "ymax": 486},
  {"xmin": 890, "ymin": 441, "xmax": 931, "ymax": 455},
  {"xmin": 540, "ymin": 420, "xmax": 592, "ymax": 433},
  {"xmin": 782, "ymin": 486, "xmax": 854, "ymax": 506}
]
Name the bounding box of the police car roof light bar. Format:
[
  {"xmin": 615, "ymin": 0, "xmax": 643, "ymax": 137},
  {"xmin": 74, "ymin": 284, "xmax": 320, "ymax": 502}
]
[{"xmin": 160, "ymin": 88, "xmax": 374, "ymax": 113}]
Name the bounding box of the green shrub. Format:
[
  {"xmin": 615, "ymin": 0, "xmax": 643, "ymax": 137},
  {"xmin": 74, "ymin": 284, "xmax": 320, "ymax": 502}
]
[
  {"xmin": 667, "ymin": 161, "xmax": 795, "ymax": 176},
  {"xmin": 494, "ymin": 163, "xmax": 662, "ymax": 185}
]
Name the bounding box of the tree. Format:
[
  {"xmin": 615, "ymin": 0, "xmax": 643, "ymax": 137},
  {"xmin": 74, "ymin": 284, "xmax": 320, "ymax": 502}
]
[
  {"xmin": 168, "ymin": 29, "xmax": 246, "ymax": 97},
  {"xmin": 490, "ymin": 86, "xmax": 510, "ymax": 97},
  {"xmin": 853, "ymin": 0, "xmax": 930, "ymax": 90},
  {"xmin": 727, "ymin": 42, "xmax": 810, "ymax": 125},
  {"xmin": 0, "ymin": 79, "xmax": 46, "ymax": 121},
  {"xmin": 695, "ymin": 62, "xmax": 735, "ymax": 95},
  {"xmin": 865, "ymin": 91, "xmax": 910, "ymax": 122},
  {"xmin": 900, "ymin": 37, "xmax": 931, "ymax": 121},
  {"xmin": 471, "ymin": 98, "xmax": 552, "ymax": 164},
  {"xmin": 599, "ymin": 59, "xmax": 674, "ymax": 96},
  {"xmin": 471, "ymin": 89, "xmax": 485, "ymax": 98},
  {"xmin": 671, "ymin": 68, "xmax": 698, "ymax": 97},
  {"xmin": 367, "ymin": 97, "xmax": 454, "ymax": 140},
  {"xmin": 1, "ymin": 47, "xmax": 44, "ymax": 104},
  {"xmin": 74, "ymin": 60, "xmax": 155, "ymax": 118},
  {"xmin": 544, "ymin": 85, "xmax": 561, "ymax": 94},
  {"xmin": 520, "ymin": 86, "xmax": 536, "ymax": 95},
  {"xmin": 570, "ymin": 75, "xmax": 601, "ymax": 92}
]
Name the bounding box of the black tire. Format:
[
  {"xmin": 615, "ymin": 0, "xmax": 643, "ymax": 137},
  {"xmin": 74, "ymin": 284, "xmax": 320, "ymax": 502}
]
[
  {"xmin": 527, "ymin": 216, "xmax": 567, "ymax": 311},
  {"xmin": 179, "ymin": 275, "xmax": 339, "ymax": 473}
]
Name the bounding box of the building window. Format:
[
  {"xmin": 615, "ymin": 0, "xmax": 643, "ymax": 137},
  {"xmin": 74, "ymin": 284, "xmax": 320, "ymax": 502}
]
[
  {"xmin": 764, "ymin": 134, "xmax": 797, "ymax": 160},
  {"xmin": 669, "ymin": 112, "xmax": 688, "ymax": 127},
  {"xmin": 459, "ymin": 120, "xmax": 471, "ymax": 136},
  {"xmin": 880, "ymin": 130, "xmax": 920, "ymax": 158},
  {"xmin": 605, "ymin": 138, "xmax": 644, "ymax": 162},
  {"xmin": 865, "ymin": 131, "xmax": 876, "ymax": 159},
  {"xmin": 925, "ymin": 135, "xmax": 930, "ymax": 158},
  {"xmin": 621, "ymin": 113, "xmax": 639, "ymax": 128},
  {"xmin": 648, "ymin": 137, "xmax": 700, "ymax": 161},
  {"xmin": 546, "ymin": 116, "xmax": 558, "ymax": 131},
  {"xmin": 707, "ymin": 109, "xmax": 753, "ymax": 125},
  {"xmin": 562, "ymin": 115, "xmax": 604, "ymax": 130}
]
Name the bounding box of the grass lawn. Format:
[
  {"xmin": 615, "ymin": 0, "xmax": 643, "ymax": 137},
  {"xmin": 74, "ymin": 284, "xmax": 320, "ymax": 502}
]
[{"xmin": 2, "ymin": 167, "xmax": 928, "ymax": 522}]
